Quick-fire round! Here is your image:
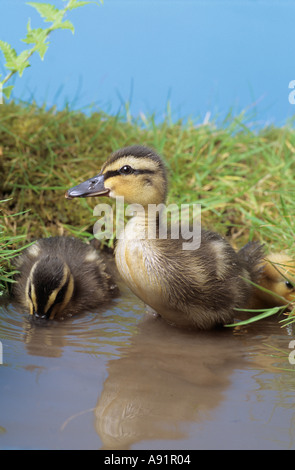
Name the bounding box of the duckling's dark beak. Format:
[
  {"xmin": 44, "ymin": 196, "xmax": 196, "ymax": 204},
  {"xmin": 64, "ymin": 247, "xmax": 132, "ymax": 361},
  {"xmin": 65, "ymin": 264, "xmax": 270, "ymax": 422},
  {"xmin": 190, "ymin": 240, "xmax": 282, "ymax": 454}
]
[
  {"xmin": 65, "ymin": 174, "xmax": 109, "ymax": 199},
  {"xmin": 32, "ymin": 308, "xmax": 49, "ymax": 321},
  {"xmin": 34, "ymin": 311, "xmax": 47, "ymax": 320}
]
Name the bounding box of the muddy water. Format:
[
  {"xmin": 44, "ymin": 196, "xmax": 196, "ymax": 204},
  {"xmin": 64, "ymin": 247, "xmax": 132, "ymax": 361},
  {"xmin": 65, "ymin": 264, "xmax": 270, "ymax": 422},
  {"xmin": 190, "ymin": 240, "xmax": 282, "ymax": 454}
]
[{"xmin": 0, "ymin": 281, "xmax": 295, "ymax": 450}]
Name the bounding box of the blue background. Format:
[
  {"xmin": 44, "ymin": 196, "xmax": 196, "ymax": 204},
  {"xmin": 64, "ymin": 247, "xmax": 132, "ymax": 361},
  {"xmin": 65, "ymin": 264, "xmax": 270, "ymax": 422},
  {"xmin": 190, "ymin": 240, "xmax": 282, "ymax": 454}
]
[{"xmin": 1, "ymin": 0, "xmax": 295, "ymax": 126}]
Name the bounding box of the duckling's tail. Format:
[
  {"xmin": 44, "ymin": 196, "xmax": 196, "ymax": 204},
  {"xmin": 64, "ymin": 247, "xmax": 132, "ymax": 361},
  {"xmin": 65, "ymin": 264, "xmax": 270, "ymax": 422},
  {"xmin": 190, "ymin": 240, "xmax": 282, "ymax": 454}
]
[{"xmin": 237, "ymin": 241, "xmax": 265, "ymax": 283}]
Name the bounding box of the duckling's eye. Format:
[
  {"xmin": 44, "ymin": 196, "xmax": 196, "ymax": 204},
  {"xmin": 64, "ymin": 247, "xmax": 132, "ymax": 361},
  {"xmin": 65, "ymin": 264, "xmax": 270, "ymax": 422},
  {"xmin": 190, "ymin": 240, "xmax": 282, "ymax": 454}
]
[
  {"xmin": 285, "ymin": 280, "xmax": 294, "ymax": 290},
  {"xmin": 120, "ymin": 165, "xmax": 133, "ymax": 175}
]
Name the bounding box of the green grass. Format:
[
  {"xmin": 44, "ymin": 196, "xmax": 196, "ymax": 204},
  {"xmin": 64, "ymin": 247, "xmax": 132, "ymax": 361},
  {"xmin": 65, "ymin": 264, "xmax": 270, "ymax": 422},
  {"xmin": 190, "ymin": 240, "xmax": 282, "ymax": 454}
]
[
  {"xmin": 1, "ymin": 100, "xmax": 295, "ymax": 324},
  {"xmin": 0, "ymin": 198, "xmax": 32, "ymax": 292}
]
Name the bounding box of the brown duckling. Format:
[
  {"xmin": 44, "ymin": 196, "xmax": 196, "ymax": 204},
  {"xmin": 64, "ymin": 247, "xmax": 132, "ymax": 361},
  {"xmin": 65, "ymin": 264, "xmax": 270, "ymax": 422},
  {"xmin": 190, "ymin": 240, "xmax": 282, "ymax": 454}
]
[
  {"xmin": 252, "ymin": 251, "xmax": 295, "ymax": 309},
  {"xmin": 12, "ymin": 236, "xmax": 118, "ymax": 320},
  {"xmin": 66, "ymin": 145, "xmax": 264, "ymax": 330}
]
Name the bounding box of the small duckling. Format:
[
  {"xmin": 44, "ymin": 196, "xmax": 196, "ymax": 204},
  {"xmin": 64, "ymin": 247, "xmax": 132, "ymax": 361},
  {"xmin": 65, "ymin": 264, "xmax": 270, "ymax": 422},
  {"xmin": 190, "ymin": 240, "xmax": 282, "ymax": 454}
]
[
  {"xmin": 252, "ymin": 252, "xmax": 295, "ymax": 309},
  {"xmin": 66, "ymin": 145, "xmax": 264, "ymax": 330},
  {"xmin": 12, "ymin": 236, "xmax": 118, "ymax": 320}
]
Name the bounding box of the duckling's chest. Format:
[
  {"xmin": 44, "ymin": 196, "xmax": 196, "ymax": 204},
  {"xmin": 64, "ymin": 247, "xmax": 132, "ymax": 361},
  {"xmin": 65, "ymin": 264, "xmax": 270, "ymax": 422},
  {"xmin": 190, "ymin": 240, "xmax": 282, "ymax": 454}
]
[
  {"xmin": 115, "ymin": 235, "xmax": 163, "ymax": 304},
  {"xmin": 115, "ymin": 236, "xmax": 199, "ymax": 328}
]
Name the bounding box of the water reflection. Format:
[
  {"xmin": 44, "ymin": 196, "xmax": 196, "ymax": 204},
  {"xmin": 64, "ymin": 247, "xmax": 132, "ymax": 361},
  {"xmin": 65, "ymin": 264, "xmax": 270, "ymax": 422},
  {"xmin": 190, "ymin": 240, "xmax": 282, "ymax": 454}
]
[
  {"xmin": 94, "ymin": 316, "xmax": 245, "ymax": 449},
  {"xmin": 93, "ymin": 309, "xmax": 295, "ymax": 449},
  {"xmin": 1, "ymin": 286, "xmax": 295, "ymax": 450}
]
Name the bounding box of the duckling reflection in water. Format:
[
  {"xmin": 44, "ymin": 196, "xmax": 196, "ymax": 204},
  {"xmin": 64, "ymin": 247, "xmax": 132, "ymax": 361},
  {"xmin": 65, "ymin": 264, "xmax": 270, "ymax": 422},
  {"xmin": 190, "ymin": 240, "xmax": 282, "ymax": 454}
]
[
  {"xmin": 12, "ymin": 236, "xmax": 118, "ymax": 320},
  {"xmin": 66, "ymin": 145, "xmax": 265, "ymax": 330}
]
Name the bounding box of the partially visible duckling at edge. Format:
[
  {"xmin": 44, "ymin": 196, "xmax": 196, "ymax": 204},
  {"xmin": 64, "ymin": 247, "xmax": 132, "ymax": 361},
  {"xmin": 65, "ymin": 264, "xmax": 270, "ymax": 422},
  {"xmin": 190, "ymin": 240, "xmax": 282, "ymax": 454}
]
[
  {"xmin": 252, "ymin": 252, "xmax": 295, "ymax": 310},
  {"xmin": 12, "ymin": 236, "xmax": 118, "ymax": 320},
  {"xmin": 65, "ymin": 145, "xmax": 264, "ymax": 330}
]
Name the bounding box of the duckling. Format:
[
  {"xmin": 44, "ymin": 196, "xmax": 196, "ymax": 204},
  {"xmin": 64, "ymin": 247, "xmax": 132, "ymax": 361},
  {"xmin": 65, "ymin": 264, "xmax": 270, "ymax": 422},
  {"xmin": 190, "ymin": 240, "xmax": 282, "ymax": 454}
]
[
  {"xmin": 12, "ymin": 236, "xmax": 118, "ymax": 320},
  {"xmin": 251, "ymin": 251, "xmax": 295, "ymax": 309},
  {"xmin": 66, "ymin": 145, "xmax": 264, "ymax": 330}
]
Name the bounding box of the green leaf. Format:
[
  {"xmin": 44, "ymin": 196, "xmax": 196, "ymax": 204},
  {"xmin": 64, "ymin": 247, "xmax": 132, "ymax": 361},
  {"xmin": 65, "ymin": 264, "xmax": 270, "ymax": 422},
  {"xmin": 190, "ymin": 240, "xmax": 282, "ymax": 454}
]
[
  {"xmin": 60, "ymin": 19, "xmax": 75, "ymax": 33},
  {"xmin": 17, "ymin": 61, "xmax": 31, "ymax": 77},
  {"xmin": 51, "ymin": 19, "xmax": 75, "ymax": 34},
  {"xmin": 34, "ymin": 42, "xmax": 49, "ymax": 60},
  {"xmin": 67, "ymin": 1, "xmax": 101, "ymax": 9},
  {"xmin": 27, "ymin": 2, "xmax": 61, "ymax": 23},
  {"xmin": 2, "ymin": 85, "xmax": 14, "ymax": 99},
  {"xmin": 0, "ymin": 40, "xmax": 18, "ymax": 71},
  {"xmin": 23, "ymin": 19, "xmax": 47, "ymax": 44},
  {"xmin": 0, "ymin": 41, "xmax": 31, "ymax": 76},
  {"xmin": 15, "ymin": 50, "xmax": 31, "ymax": 76},
  {"xmin": 23, "ymin": 19, "xmax": 49, "ymax": 59}
]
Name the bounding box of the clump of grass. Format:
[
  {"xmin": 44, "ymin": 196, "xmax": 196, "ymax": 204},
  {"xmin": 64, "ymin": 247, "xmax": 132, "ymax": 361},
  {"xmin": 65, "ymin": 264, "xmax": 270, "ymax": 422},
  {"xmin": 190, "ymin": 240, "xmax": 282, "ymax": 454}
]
[
  {"xmin": 1, "ymin": 101, "xmax": 295, "ymax": 328},
  {"xmin": 0, "ymin": 199, "xmax": 31, "ymax": 293}
]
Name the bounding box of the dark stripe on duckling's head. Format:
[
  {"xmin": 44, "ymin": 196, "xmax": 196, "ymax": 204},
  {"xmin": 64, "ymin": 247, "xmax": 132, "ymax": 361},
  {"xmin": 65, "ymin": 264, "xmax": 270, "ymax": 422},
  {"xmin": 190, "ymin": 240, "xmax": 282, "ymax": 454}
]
[
  {"xmin": 103, "ymin": 167, "xmax": 155, "ymax": 181},
  {"xmin": 27, "ymin": 256, "xmax": 74, "ymax": 319}
]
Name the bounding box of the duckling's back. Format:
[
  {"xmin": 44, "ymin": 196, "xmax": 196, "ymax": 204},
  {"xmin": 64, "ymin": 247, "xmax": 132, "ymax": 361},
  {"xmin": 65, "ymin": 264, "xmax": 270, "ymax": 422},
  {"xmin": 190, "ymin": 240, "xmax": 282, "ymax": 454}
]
[
  {"xmin": 157, "ymin": 230, "xmax": 260, "ymax": 329},
  {"xmin": 39, "ymin": 236, "xmax": 115, "ymax": 302}
]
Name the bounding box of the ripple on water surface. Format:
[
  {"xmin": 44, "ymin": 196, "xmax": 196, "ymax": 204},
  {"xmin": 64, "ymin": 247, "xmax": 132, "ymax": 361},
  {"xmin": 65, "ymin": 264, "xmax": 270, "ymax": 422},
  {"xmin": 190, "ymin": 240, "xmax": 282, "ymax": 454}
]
[{"xmin": 0, "ymin": 286, "xmax": 144, "ymax": 360}]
